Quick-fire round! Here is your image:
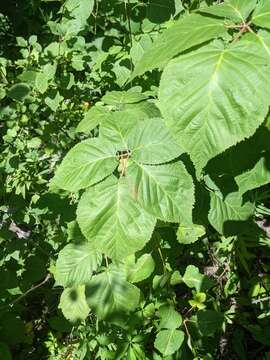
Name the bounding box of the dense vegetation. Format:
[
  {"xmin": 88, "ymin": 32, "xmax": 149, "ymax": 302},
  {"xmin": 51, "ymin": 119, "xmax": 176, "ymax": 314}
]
[{"xmin": 1, "ymin": 0, "xmax": 270, "ymax": 358}]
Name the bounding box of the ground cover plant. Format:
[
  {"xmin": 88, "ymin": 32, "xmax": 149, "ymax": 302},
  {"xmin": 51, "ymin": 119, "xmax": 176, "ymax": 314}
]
[{"xmin": 1, "ymin": 0, "xmax": 270, "ymax": 358}]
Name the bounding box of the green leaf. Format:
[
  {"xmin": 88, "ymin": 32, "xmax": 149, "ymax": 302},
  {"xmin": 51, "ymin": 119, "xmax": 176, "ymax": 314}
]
[
  {"xmin": 208, "ymin": 191, "xmax": 254, "ymax": 235},
  {"xmin": 55, "ymin": 242, "xmax": 102, "ymax": 287},
  {"xmin": 0, "ymin": 342, "xmax": 12, "ymax": 360},
  {"xmin": 127, "ymin": 161, "xmax": 194, "ymax": 223},
  {"xmin": 85, "ymin": 266, "xmax": 140, "ymax": 320},
  {"xmin": 64, "ymin": 0, "xmax": 94, "ymax": 25},
  {"xmin": 183, "ymin": 265, "xmax": 215, "ymax": 292},
  {"xmin": 158, "ymin": 305, "xmax": 182, "ymax": 330},
  {"xmin": 18, "ymin": 71, "xmax": 38, "ymax": 85},
  {"xmin": 127, "ymin": 118, "xmax": 184, "ymax": 164},
  {"xmin": 102, "ymin": 91, "xmax": 147, "ymax": 106},
  {"xmin": 235, "ymin": 152, "xmax": 270, "ymax": 195},
  {"xmin": 51, "ymin": 138, "xmax": 118, "ymax": 191},
  {"xmin": 199, "ymin": 0, "xmax": 257, "ymax": 23},
  {"xmin": 132, "ymin": 14, "xmax": 227, "ymax": 78},
  {"xmin": 7, "ymin": 83, "xmax": 30, "ymax": 101},
  {"xmin": 77, "ymin": 176, "xmax": 156, "ymax": 261},
  {"xmin": 76, "ymin": 106, "xmax": 110, "ymax": 134},
  {"xmin": 177, "ymin": 224, "xmax": 206, "ymax": 245},
  {"xmin": 146, "ymin": 0, "xmax": 175, "ymax": 24},
  {"xmin": 197, "ymin": 310, "xmax": 224, "ymax": 336},
  {"xmin": 159, "ymin": 40, "xmax": 270, "ymax": 174},
  {"xmin": 154, "ymin": 329, "xmax": 185, "ymax": 356},
  {"xmin": 252, "ymin": 0, "xmax": 270, "ymax": 30},
  {"xmin": 59, "ymin": 285, "xmax": 90, "ymax": 323},
  {"xmin": 35, "ymin": 72, "xmax": 49, "ymax": 94},
  {"xmin": 45, "ymin": 91, "xmax": 63, "ymax": 111},
  {"xmin": 124, "ymin": 254, "xmax": 155, "ymax": 283}
]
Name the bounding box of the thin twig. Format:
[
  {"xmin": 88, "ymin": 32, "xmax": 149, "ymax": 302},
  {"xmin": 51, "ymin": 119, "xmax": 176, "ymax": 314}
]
[
  {"xmin": 8, "ymin": 273, "xmax": 52, "ymax": 308},
  {"xmin": 252, "ymin": 296, "xmax": 270, "ymax": 305}
]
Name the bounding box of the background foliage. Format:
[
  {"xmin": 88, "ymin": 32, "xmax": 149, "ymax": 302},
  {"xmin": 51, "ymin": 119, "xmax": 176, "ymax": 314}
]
[{"xmin": 1, "ymin": 0, "xmax": 270, "ymax": 359}]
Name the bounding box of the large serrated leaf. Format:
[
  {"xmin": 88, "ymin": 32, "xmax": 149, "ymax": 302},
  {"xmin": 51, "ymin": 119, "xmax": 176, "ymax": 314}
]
[
  {"xmin": 131, "ymin": 14, "xmax": 227, "ymax": 78},
  {"xmin": 159, "ymin": 40, "xmax": 270, "ymax": 175},
  {"xmin": 77, "ymin": 175, "xmax": 156, "ymax": 261},
  {"xmin": 127, "ymin": 161, "xmax": 194, "ymax": 223},
  {"xmin": 85, "ymin": 266, "xmax": 140, "ymax": 320},
  {"xmin": 59, "ymin": 285, "xmax": 89, "ymax": 323},
  {"xmin": 252, "ymin": 0, "xmax": 270, "ymax": 30},
  {"xmin": 208, "ymin": 191, "xmax": 255, "ymax": 234},
  {"xmin": 51, "ymin": 137, "xmax": 118, "ymax": 191},
  {"xmin": 55, "ymin": 242, "xmax": 102, "ymax": 287},
  {"xmin": 199, "ymin": 0, "xmax": 257, "ymax": 23},
  {"xmin": 127, "ymin": 118, "xmax": 184, "ymax": 164},
  {"xmin": 100, "ymin": 116, "xmax": 183, "ymax": 164}
]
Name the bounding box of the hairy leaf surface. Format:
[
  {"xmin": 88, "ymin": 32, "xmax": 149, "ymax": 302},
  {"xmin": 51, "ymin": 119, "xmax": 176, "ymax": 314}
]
[
  {"xmin": 132, "ymin": 14, "xmax": 227, "ymax": 78},
  {"xmin": 51, "ymin": 138, "xmax": 118, "ymax": 191},
  {"xmin": 252, "ymin": 0, "xmax": 270, "ymax": 30},
  {"xmin": 159, "ymin": 40, "xmax": 270, "ymax": 174},
  {"xmin": 55, "ymin": 242, "xmax": 102, "ymax": 287},
  {"xmin": 199, "ymin": 0, "xmax": 257, "ymax": 22},
  {"xmin": 127, "ymin": 161, "xmax": 194, "ymax": 223},
  {"xmin": 77, "ymin": 176, "xmax": 156, "ymax": 260}
]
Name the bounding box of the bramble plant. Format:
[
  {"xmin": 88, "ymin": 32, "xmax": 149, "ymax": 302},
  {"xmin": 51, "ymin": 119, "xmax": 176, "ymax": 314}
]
[{"xmin": 1, "ymin": 0, "xmax": 270, "ymax": 358}]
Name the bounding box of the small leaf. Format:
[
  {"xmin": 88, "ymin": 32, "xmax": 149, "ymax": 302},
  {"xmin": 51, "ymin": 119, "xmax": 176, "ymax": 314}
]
[
  {"xmin": 154, "ymin": 329, "xmax": 185, "ymax": 356},
  {"xmin": 158, "ymin": 305, "xmax": 182, "ymax": 330},
  {"xmin": 35, "ymin": 72, "xmax": 49, "ymax": 94},
  {"xmin": 102, "ymin": 91, "xmax": 147, "ymax": 106},
  {"xmin": 7, "ymin": 83, "xmax": 30, "ymax": 101},
  {"xmin": 55, "ymin": 242, "xmax": 102, "ymax": 287},
  {"xmin": 45, "ymin": 91, "xmax": 63, "ymax": 111},
  {"xmin": 177, "ymin": 224, "xmax": 206, "ymax": 245},
  {"xmin": 183, "ymin": 265, "xmax": 214, "ymax": 292},
  {"xmin": 59, "ymin": 285, "xmax": 90, "ymax": 323},
  {"xmin": 125, "ymin": 254, "xmax": 155, "ymax": 283},
  {"xmin": 76, "ymin": 106, "xmax": 110, "ymax": 134}
]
